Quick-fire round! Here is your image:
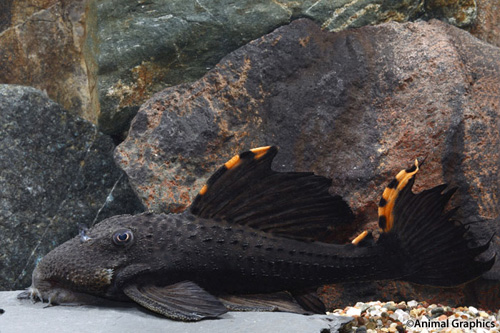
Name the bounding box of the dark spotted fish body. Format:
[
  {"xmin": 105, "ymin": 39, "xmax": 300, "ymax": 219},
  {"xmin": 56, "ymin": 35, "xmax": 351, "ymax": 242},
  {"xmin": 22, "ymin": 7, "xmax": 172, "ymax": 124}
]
[{"xmin": 21, "ymin": 146, "xmax": 494, "ymax": 321}]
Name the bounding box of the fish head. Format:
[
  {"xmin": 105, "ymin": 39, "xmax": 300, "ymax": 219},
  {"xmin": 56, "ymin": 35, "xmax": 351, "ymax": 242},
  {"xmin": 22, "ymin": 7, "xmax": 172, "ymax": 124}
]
[{"xmin": 25, "ymin": 214, "xmax": 154, "ymax": 304}]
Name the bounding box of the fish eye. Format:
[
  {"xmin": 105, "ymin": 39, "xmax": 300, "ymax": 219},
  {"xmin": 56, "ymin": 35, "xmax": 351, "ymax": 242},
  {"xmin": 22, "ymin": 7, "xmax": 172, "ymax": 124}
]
[{"xmin": 112, "ymin": 229, "xmax": 134, "ymax": 246}]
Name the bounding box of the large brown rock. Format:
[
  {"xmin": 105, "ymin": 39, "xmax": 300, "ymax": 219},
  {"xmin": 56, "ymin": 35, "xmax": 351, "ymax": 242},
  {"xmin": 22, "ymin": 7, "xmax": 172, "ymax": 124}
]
[{"xmin": 115, "ymin": 18, "xmax": 500, "ymax": 309}]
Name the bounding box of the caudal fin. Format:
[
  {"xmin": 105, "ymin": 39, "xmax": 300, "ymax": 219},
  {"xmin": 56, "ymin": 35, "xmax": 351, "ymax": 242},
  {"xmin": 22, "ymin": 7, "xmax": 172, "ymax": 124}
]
[{"xmin": 376, "ymin": 160, "xmax": 495, "ymax": 286}]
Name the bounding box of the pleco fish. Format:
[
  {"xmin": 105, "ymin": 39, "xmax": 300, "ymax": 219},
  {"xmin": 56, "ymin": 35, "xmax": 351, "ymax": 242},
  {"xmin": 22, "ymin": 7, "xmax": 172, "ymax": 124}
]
[{"xmin": 19, "ymin": 146, "xmax": 494, "ymax": 321}]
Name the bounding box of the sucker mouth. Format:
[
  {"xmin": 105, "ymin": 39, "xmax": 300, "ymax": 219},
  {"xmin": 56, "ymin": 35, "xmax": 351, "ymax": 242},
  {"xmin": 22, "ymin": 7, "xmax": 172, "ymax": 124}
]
[
  {"xmin": 17, "ymin": 283, "xmax": 105, "ymax": 306},
  {"xmin": 17, "ymin": 286, "xmax": 44, "ymax": 303},
  {"xmin": 17, "ymin": 283, "xmax": 69, "ymax": 305},
  {"xmin": 18, "ymin": 276, "xmax": 74, "ymax": 305}
]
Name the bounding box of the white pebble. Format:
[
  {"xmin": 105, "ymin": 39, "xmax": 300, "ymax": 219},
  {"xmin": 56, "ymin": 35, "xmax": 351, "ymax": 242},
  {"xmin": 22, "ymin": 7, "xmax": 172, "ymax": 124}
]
[
  {"xmin": 368, "ymin": 308, "xmax": 382, "ymax": 317},
  {"xmin": 345, "ymin": 307, "xmax": 361, "ymax": 317},
  {"xmin": 468, "ymin": 306, "xmax": 479, "ymax": 315},
  {"xmin": 391, "ymin": 309, "xmax": 410, "ymax": 322},
  {"xmin": 389, "ymin": 312, "xmax": 399, "ymax": 321},
  {"xmin": 407, "ymin": 300, "xmax": 418, "ymax": 308}
]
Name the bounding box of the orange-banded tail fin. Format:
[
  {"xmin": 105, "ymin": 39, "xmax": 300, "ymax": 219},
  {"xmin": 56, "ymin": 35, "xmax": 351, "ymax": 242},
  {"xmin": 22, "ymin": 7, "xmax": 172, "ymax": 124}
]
[
  {"xmin": 377, "ymin": 161, "xmax": 495, "ymax": 286},
  {"xmin": 189, "ymin": 146, "xmax": 354, "ymax": 242},
  {"xmin": 378, "ymin": 159, "xmax": 420, "ymax": 232}
]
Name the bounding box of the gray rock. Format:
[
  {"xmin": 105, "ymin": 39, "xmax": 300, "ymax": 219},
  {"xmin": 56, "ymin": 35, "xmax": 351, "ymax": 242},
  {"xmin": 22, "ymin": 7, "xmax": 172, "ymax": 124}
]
[
  {"xmin": 430, "ymin": 307, "xmax": 444, "ymax": 315},
  {"xmin": 0, "ymin": 85, "xmax": 144, "ymax": 290},
  {"xmin": 355, "ymin": 327, "xmax": 367, "ymax": 333},
  {"xmin": 0, "ymin": 291, "xmax": 353, "ymax": 333}
]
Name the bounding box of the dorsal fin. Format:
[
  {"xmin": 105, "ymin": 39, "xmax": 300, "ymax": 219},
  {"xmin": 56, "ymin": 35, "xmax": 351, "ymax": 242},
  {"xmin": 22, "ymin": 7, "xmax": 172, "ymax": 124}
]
[
  {"xmin": 378, "ymin": 159, "xmax": 421, "ymax": 232},
  {"xmin": 189, "ymin": 146, "xmax": 354, "ymax": 241}
]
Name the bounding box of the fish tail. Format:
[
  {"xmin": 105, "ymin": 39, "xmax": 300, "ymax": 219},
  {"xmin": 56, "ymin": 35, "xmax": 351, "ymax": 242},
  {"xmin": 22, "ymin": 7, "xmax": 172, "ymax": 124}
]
[{"xmin": 371, "ymin": 160, "xmax": 495, "ymax": 286}]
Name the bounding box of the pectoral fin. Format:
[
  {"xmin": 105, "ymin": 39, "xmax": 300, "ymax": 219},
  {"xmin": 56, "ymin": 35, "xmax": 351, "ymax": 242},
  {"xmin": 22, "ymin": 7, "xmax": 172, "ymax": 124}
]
[{"xmin": 123, "ymin": 281, "xmax": 227, "ymax": 321}]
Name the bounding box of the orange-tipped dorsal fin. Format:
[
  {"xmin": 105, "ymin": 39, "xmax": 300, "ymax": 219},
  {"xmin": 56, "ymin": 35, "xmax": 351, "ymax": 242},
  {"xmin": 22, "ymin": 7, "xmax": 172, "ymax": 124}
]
[
  {"xmin": 189, "ymin": 146, "xmax": 354, "ymax": 242},
  {"xmin": 195, "ymin": 146, "xmax": 272, "ymax": 198},
  {"xmin": 378, "ymin": 159, "xmax": 420, "ymax": 232}
]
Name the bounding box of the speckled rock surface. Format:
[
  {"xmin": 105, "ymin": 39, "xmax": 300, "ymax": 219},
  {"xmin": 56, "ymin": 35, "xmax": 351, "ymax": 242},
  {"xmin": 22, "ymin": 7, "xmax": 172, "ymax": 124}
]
[
  {"xmin": 115, "ymin": 19, "xmax": 500, "ymax": 309},
  {"xmin": 471, "ymin": 0, "xmax": 500, "ymax": 48},
  {"xmin": 424, "ymin": 0, "xmax": 477, "ymax": 27},
  {"xmin": 0, "ymin": 85, "xmax": 144, "ymax": 291}
]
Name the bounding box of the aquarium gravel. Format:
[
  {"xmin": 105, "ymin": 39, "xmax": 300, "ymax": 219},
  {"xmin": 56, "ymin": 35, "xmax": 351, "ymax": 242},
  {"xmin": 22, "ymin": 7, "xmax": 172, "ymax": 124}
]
[{"xmin": 331, "ymin": 300, "xmax": 500, "ymax": 332}]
